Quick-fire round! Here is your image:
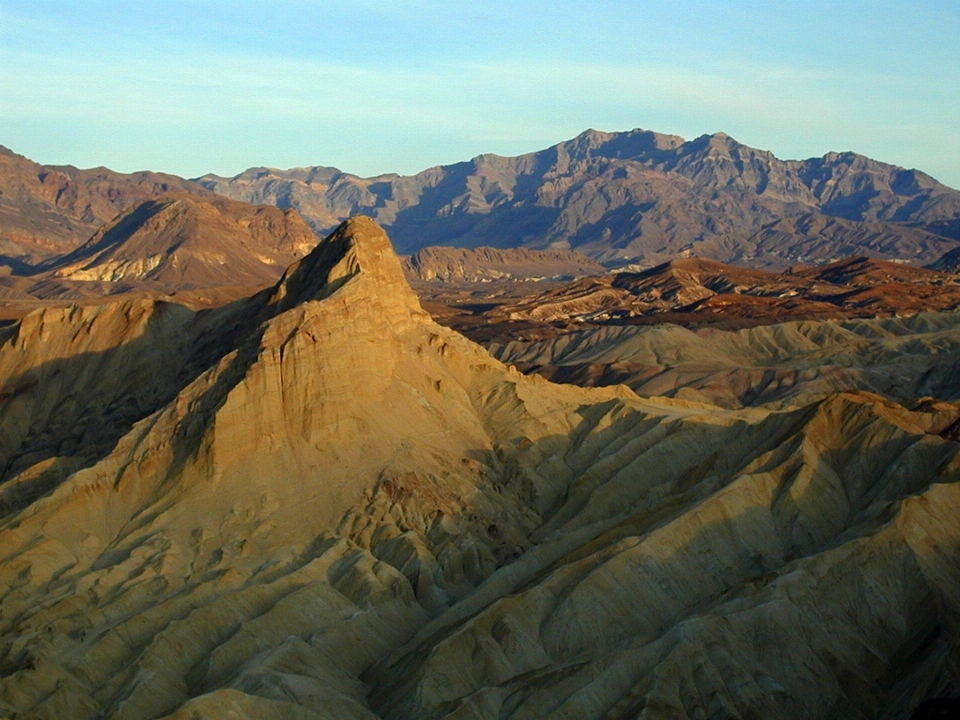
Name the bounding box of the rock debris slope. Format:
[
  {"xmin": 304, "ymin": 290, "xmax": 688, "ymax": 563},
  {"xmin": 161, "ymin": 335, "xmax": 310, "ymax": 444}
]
[{"xmin": 0, "ymin": 218, "xmax": 958, "ymax": 719}]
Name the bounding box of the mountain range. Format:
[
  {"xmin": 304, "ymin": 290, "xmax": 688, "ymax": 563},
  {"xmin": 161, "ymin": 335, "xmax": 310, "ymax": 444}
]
[
  {"xmin": 198, "ymin": 128, "xmax": 960, "ymax": 267},
  {"xmin": 4, "ymin": 128, "xmax": 960, "ymax": 279}
]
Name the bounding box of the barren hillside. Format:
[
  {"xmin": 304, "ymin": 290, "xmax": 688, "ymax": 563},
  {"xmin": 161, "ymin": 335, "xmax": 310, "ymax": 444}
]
[{"xmin": 0, "ymin": 218, "xmax": 956, "ymax": 719}]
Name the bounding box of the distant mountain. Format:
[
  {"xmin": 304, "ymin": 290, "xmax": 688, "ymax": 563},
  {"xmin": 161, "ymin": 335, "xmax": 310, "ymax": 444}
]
[
  {"xmin": 401, "ymin": 246, "xmax": 604, "ymax": 282},
  {"xmin": 43, "ymin": 194, "xmax": 318, "ymax": 291},
  {"xmin": 6, "ymin": 130, "xmax": 960, "ymax": 276},
  {"xmin": 198, "ymin": 129, "xmax": 960, "ymax": 267},
  {"xmin": 0, "ymin": 145, "xmax": 212, "ymax": 264}
]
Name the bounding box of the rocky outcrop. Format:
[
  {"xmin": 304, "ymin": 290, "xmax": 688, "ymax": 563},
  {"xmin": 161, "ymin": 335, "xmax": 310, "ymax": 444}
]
[
  {"xmin": 402, "ymin": 246, "xmax": 604, "ymax": 282},
  {"xmin": 0, "ymin": 217, "xmax": 958, "ymax": 719}
]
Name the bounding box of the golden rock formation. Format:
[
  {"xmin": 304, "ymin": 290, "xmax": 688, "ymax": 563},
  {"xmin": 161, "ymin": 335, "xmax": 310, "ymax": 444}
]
[{"xmin": 0, "ymin": 217, "xmax": 957, "ymax": 719}]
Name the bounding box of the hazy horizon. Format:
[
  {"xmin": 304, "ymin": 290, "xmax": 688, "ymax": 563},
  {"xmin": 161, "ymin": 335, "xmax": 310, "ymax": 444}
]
[{"xmin": 2, "ymin": 1, "xmax": 958, "ymax": 188}]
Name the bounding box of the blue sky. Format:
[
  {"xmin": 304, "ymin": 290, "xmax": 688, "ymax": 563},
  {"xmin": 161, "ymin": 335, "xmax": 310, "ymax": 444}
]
[{"xmin": 2, "ymin": 1, "xmax": 958, "ymax": 187}]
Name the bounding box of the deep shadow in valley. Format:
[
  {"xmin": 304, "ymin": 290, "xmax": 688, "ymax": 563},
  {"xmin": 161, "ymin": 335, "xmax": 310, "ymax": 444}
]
[
  {"xmin": 0, "ymin": 294, "xmax": 269, "ymax": 518},
  {"xmin": 364, "ymin": 396, "xmax": 960, "ymax": 720}
]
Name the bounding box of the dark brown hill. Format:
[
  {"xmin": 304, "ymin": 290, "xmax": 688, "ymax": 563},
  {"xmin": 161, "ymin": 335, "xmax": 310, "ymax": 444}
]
[
  {"xmin": 198, "ymin": 128, "xmax": 960, "ymax": 266},
  {"xmin": 42, "ymin": 194, "xmax": 318, "ymax": 291},
  {"xmin": 0, "ymin": 146, "xmax": 212, "ymax": 264},
  {"xmin": 0, "ymin": 195, "xmax": 319, "ymax": 321}
]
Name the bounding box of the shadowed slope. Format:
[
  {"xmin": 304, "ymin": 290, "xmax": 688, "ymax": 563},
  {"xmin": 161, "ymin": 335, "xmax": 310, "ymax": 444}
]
[
  {"xmin": 402, "ymin": 247, "xmax": 604, "ymax": 282},
  {"xmin": 0, "ymin": 146, "xmax": 212, "ymax": 264}
]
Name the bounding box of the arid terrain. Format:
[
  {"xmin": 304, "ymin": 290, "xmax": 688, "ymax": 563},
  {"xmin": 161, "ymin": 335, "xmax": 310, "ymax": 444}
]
[
  {"xmin": 2, "ymin": 217, "xmax": 960, "ymax": 720},
  {"xmin": 0, "ymin": 133, "xmax": 959, "ymax": 719},
  {"xmin": 414, "ymin": 255, "xmax": 960, "ymax": 344}
]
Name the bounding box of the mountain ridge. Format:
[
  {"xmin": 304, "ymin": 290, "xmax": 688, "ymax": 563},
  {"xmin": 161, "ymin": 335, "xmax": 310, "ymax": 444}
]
[
  {"xmin": 43, "ymin": 194, "xmax": 318, "ymax": 289},
  {"xmin": 198, "ymin": 128, "xmax": 960, "ymax": 267},
  {"xmin": 0, "ymin": 145, "xmax": 212, "ymax": 263}
]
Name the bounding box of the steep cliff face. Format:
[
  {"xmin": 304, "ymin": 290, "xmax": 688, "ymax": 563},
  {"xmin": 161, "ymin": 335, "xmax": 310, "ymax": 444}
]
[{"xmin": 0, "ymin": 218, "xmax": 957, "ymax": 719}]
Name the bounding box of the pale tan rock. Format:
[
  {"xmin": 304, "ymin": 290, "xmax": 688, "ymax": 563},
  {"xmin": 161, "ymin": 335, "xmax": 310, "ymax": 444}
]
[
  {"xmin": 492, "ymin": 311, "xmax": 960, "ymax": 409},
  {"xmin": 0, "ymin": 217, "xmax": 958, "ymax": 720}
]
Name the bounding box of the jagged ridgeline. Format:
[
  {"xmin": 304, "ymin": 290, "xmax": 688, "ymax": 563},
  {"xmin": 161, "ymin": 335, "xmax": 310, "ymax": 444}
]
[
  {"xmin": 198, "ymin": 129, "xmax": 960, "ymax": 267},
  {"xmin": 6, "ymin": 128, "xmax": 960, "ymax": 282},
  {"xmin": 0, "ymin": 218, "xmax": 958, "ymax": 719}
]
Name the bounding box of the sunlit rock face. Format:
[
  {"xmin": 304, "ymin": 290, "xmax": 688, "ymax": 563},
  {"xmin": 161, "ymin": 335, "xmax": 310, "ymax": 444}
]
[{"xmin": 0, "ymin": 217, "xmax": 958, "ymax": 720}]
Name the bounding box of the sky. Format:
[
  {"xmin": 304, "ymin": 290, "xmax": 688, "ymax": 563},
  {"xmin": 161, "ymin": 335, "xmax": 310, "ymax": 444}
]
[{"xmin": 1, "ymin": 0, "xmax": 958, "ymax": 187}]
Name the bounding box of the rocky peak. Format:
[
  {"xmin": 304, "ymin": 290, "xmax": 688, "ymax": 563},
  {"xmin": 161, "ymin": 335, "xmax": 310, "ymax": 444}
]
[
  {"xmin": 268, "ymin": 215, "xmax": 426, "ymax": 321},
  {"xmin": 558, "ymin": 128, "xmax": 686, "ymax": 165}
]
